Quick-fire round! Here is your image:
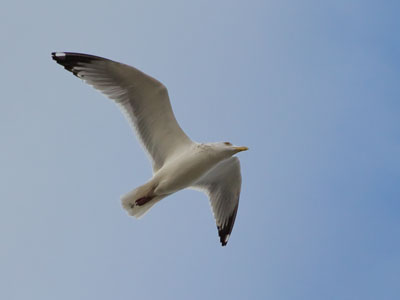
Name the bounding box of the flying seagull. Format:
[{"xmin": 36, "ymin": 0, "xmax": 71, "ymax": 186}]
[{"xmin": 52, "ymin": 52, "xmax": 248, "ymax": 246}]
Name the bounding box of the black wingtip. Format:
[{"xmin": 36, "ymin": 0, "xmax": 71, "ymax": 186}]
[
  {"xmin": 51, "ymin": 52, "xmax": 62, "ymax": 60},
  {"xmin": 51, "ymin": 52, "xmax": 104, "ymax": 76},
  {"xmin": 218, "ymin": 203, "xmax": 239, "ymax": 247}
]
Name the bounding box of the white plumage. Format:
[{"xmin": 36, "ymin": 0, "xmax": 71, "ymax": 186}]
[{"xmin": 52, "ymin": 52, "xmax": 248, "ymax": 246}]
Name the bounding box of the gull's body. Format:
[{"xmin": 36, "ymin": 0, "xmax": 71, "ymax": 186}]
[
  {"xmin": 152, "ymin": 144, "xmax": 222, "ymax": 195},
  {"xmin": 52, "ymin": 52, "xmax": 248, "ymax": 246}
]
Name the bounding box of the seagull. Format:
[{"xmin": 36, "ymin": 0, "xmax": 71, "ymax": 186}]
[{"xmin": 52, "ymin": 52, "xmax": 248, "ymax": 246}]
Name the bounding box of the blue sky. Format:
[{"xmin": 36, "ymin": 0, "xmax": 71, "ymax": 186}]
[{"xmin": 1, "ymin": 0, "xmax": 399, "ymax": 299}]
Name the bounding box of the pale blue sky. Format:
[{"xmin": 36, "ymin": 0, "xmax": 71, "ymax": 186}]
[{"xmin": 1, "ymin": 1, "xmax": 399, "ymax": 299}]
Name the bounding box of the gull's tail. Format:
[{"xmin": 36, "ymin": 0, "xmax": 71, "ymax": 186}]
[{"xmin": 121, "ymin": 183, "xmax": 163, "ymax": 218}]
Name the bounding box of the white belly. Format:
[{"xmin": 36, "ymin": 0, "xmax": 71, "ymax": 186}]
[{"xmin": 153, "ymin": 148, "xmax": 219, "ymax": 195}]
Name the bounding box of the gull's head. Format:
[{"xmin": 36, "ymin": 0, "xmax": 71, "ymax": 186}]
[{"xmin": 210, "ymin": 141, "xmax": 249, "ymax": 158}]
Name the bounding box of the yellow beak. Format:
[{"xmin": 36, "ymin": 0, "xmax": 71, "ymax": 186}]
[{"xmin": 234, "ymin": 146, "xmax": 249, "ymax": 152}]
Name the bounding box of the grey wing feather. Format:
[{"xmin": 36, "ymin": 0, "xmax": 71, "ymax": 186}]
[
  {"xmin": 52, "ymin": 52, "xmax": 192, "ymax": 171},
  {"xmin": 192, "ymin": 157, "xmax": 242, "ymax": 246}
]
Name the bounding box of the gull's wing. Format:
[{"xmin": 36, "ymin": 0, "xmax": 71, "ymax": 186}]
[
  {"xmin": 52, "ymin": 52, "xmax": 192, "ymax": 171},
  {"xmin": 192, "ymin": 157, "xmax": 242, "ymax": 246}
]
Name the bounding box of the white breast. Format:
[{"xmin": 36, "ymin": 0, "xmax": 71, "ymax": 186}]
[{"xmin": 153, "ymin": 145, "xmax": 220, "ymax": 195}]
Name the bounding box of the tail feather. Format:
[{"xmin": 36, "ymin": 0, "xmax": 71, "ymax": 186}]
[{"xmin": 121, "ymin": 183, "xmax": 162, "ymax": 218}]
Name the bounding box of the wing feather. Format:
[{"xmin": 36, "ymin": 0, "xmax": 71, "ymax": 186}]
[
  {"xmin": 52, "ymin": 52, "xmax": 192, "ymax": 171},
  {"xmin": 192, "ymin": 157, "xmax": 242, "ymax": 246}
]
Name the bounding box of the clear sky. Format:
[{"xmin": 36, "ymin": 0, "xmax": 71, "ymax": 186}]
[{"xmin": 1, "ymin": 0, "xmax": 399, "ymax": 299}]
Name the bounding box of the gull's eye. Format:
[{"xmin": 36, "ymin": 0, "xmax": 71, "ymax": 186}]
[{"xmin": 224, "ymin": 142, "xmax": 232, "ymax": 146}]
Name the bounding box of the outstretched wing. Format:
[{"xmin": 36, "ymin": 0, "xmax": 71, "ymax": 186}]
[
  {"xmin": 52, "ymin": 52, "xmax": 192, "ymax": 171},
  {"xmin": 192, "ymin": 157, "xmax": 242, "ymax": 246}
]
